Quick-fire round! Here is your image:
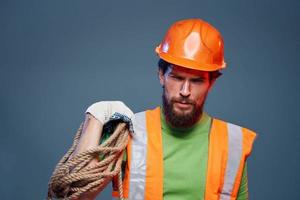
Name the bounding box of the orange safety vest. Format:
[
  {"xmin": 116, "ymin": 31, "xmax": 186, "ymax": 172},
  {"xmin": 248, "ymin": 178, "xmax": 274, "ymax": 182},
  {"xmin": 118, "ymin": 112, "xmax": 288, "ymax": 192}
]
[{"xmin": 112, "ymin": 107, "xmax": 256, "ymax": 200}]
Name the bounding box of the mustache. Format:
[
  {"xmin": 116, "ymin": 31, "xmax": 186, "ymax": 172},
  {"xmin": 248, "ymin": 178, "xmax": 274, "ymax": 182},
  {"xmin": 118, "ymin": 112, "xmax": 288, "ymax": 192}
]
[{"xmin": 171, "ymin": 97, "xmax": 195, "ymax": 105}]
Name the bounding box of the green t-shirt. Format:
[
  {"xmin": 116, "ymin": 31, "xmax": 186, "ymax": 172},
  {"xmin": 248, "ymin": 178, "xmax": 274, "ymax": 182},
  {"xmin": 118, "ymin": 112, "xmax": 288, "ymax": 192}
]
[{"xmin": 161, "ymin": 110, "xmax": 248, "ymax": 200}]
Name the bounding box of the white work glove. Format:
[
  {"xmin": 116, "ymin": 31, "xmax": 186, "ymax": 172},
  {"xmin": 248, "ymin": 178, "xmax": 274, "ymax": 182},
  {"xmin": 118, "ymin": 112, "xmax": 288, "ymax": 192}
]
[{"xmin": 85, "ymin": 101, "xmax": 134, "ymax": 125}]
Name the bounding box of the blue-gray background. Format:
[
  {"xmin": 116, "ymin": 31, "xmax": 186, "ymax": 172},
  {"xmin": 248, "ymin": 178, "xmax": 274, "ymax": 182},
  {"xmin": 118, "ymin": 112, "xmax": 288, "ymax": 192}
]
[{"xmin": 1, "ymin": 0, "xmax": 299, "ymax": 199}]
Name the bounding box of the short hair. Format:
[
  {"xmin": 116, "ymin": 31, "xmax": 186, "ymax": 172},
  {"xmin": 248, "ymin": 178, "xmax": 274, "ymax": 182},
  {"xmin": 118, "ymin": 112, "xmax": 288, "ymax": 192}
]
[
  {"xmin": 158, "ymin": 58, "xmax": 222, "ymax": 81},
  {"xmin": 158, "ymin": 59, "xmax": 171, "ymax": 75}
]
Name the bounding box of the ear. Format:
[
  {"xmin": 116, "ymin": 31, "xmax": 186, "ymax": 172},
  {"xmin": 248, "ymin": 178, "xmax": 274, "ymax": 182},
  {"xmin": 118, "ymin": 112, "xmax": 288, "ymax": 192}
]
[
  {"xmin": 208, "ymin": 78, "xmax": 217, "ymax": 92},
  {"xmin": 158, "ymin": 69, "xmax": 165, "ymax": 86}
]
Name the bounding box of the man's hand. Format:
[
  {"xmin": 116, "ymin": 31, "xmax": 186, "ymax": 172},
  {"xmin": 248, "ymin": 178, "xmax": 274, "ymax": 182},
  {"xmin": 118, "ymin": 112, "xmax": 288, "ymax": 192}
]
[{"xmin": 85, "ymin": 101, "xmax": 134, "ymax": 124}]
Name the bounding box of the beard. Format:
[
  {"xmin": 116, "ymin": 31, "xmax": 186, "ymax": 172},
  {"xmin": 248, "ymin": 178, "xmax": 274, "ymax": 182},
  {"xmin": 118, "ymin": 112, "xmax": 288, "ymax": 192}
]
[{"xmin": 162, "ymin": 89, "xmax": 206, "ymax": 128}]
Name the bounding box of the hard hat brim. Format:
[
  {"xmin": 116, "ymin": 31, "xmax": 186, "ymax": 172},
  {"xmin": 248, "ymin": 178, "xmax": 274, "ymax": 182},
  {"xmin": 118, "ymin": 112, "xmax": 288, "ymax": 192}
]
[{"xmin": 156, "ymin": 48, "xmax": 226, "ymax": 72}]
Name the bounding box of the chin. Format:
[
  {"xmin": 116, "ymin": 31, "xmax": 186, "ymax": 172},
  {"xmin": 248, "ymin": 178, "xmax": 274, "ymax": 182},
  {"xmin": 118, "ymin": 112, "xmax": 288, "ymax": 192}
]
[{"xmin": 173, "ymin": 108, "xmax": 193, "ymax": 116}]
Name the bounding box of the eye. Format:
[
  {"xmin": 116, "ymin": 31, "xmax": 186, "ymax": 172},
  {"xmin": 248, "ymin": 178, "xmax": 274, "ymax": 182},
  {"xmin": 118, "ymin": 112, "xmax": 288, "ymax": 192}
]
[
  {"xmin": 191, "ymin": 78, "xmax": 205, "ymax": 83},
  {"xmin": 169, "ymin": 74, "xmax": 184, "ymax": 81}
]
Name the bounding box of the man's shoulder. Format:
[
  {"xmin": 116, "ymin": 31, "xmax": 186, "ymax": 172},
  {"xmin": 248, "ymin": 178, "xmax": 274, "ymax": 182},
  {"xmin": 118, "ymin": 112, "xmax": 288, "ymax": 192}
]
[
  {"xmin": 210, "ymin": 116, "xmax": 257, "ymax": 154},
  {"xmin": 211, "ymin": 116, "xmax": 257, "ymax": 136}
]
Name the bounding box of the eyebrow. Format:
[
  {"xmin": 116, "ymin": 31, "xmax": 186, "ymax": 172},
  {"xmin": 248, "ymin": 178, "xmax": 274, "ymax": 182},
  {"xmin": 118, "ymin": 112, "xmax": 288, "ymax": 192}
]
[{"xmin": 169, "ymin": 71, "xmax": 207, "ymax": 79}]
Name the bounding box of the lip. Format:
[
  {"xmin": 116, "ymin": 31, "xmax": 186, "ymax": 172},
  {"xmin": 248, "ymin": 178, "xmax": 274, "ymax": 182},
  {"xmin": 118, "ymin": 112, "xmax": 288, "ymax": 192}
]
[{"xmin": 174, "ymin": 102, "xmax": 192, "ymax": 109}]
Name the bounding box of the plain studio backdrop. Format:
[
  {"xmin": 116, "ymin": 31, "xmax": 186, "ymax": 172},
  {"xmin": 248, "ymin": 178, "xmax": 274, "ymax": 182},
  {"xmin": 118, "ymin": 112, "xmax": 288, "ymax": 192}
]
[{"xmin": 0, "ymin": 0, "xmax": 299, "ymax": 199}]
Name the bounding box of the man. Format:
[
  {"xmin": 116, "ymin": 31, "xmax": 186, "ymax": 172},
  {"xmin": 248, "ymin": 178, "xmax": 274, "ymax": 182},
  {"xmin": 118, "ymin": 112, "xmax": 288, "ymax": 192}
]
[{"xmin": 71, "ymin": 18, "xmax": 256, "ymax": 200}]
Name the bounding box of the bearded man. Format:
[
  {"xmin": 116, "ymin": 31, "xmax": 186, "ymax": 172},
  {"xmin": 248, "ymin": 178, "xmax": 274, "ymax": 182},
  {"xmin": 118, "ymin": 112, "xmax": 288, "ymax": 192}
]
[{"xmin": 67, "ymin": 18, "xmax": 256, "ymax": 200}]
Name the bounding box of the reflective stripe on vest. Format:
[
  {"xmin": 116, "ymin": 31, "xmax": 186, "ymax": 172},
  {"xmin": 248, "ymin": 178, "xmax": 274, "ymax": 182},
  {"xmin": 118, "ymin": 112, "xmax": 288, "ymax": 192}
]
[
  {"xmin": 221, "ymin": 123, "xmax": 243, "ymax": 200},
  {"xmin": 112, "ymin": 107, "xmax": 256, "ymax": 200},
  {"xmin": 129, "ymin": 111, "xmax": 148, "ymax": 199}
]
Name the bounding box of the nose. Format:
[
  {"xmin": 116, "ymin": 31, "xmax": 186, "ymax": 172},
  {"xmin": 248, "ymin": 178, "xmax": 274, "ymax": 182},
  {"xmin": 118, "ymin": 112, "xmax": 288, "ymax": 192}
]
[{"xmin": 180, "ymin": 80, "xmax": 191, "ymax": 97}]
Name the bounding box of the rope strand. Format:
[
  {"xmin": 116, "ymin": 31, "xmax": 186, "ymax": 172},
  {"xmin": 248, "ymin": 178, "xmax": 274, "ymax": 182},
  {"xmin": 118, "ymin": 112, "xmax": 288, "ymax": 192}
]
[{"xmin": 47, "ymin": 122, "xmax": 129, "ymax": 200}]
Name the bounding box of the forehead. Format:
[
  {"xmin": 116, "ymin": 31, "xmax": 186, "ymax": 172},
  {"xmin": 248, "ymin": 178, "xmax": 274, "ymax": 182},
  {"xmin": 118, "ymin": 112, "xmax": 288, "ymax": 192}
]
[{"xmin": 167, "ymin": 65, "xmax": 210, "ymax": 78}]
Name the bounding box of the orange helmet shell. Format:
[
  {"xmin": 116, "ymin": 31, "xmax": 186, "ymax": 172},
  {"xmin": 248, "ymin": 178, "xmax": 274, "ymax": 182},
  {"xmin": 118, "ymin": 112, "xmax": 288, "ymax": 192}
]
[{"xmin": 155, "ymin": 19, "xmax": 226, "ymax": 71}]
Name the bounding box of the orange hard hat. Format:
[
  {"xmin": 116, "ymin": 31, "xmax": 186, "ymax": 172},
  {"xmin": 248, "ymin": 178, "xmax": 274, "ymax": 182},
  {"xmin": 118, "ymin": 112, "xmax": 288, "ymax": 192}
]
[{"xmin": 155, "ymin": 18, "xmax": 226, "ymax": 71}]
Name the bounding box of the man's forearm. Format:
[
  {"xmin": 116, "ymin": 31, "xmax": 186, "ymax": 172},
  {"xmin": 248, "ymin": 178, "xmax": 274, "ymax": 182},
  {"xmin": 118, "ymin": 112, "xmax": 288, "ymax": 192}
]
[
  {"xmin": 70, "ymin": 113, "xmax": 104, "ymax": 158},
  {"xmin": 69, "ymin": 113, "xmax": 104, "ymax": 200}
]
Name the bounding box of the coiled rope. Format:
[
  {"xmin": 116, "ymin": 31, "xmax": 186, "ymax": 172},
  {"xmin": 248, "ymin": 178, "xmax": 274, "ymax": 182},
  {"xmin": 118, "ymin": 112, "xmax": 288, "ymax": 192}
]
[{"xmin": 47, "ymin": 122, "xmax": 129, "ymax": 200}]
